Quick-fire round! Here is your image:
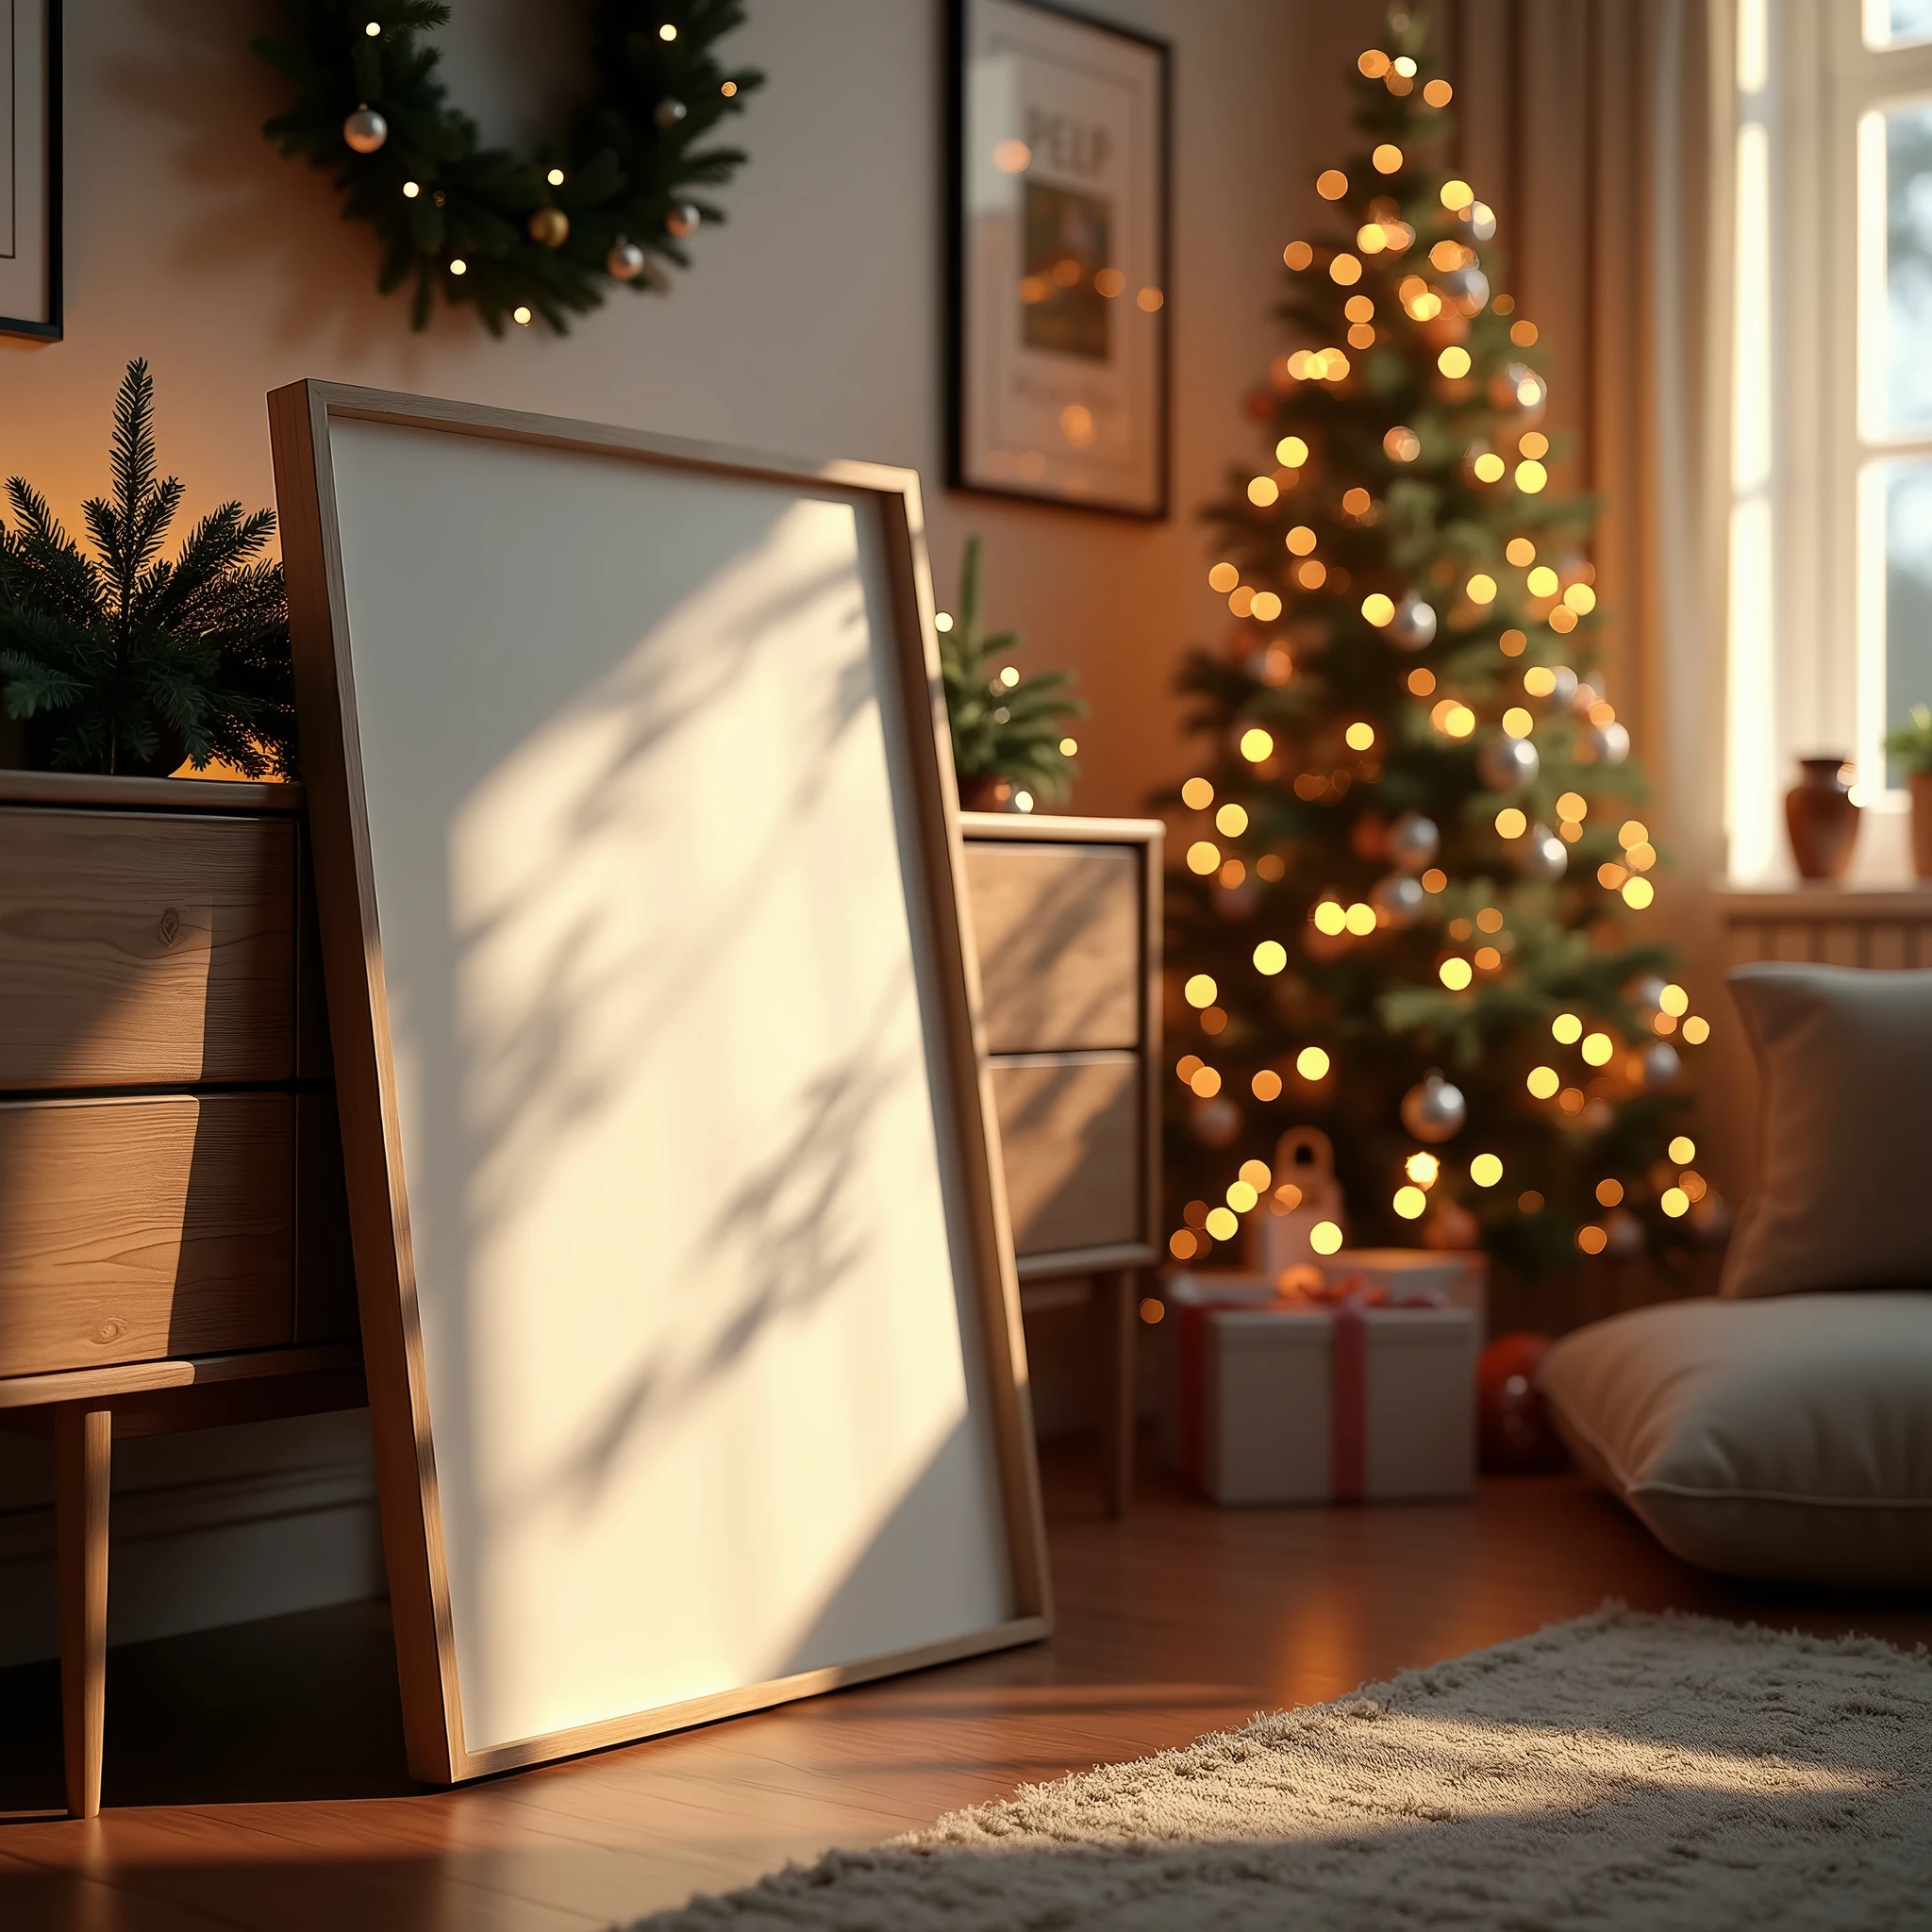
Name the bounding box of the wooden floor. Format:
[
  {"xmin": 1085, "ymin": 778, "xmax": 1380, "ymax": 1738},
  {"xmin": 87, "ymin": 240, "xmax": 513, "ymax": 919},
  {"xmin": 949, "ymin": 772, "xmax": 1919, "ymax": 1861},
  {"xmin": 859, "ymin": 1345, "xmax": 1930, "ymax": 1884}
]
[{"xmin": 3, "ymin": 1439, "xmax": 1929, "ymax": 1930}]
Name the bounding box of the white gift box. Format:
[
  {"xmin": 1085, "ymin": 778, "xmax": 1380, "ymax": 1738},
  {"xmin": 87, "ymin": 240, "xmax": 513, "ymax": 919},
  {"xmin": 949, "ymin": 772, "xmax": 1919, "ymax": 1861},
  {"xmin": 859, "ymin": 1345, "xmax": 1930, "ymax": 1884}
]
[
  {"xmin": 1316, "ymin": 1248, "xmax": 1489, "ymax": 1337},
  {"xmin": 1158, "ymin": 1272, "xmax": 1477, "ymax": 1507}
]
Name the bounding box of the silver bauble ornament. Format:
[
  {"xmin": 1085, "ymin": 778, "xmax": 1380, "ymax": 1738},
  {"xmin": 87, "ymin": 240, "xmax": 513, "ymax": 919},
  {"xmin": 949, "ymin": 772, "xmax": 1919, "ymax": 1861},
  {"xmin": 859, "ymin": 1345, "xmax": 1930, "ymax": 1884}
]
[
  {"xmin": 607, "ymin": 236, "xmax": 648, "ymax": 280},
  {"xmin": 1604, "ymin": 1207, "xmax": 1645, "ymax": 1257},
  {"xmin": 1641, "ymin": 1041, "xmax": 1682, "ymax": 1088},
  {"xmin": 1386, "ymin": 811, "xmax": 1440, "ymax": 872},
  {"xmin": 1400, "ymin": 1071, "xmax": 1467, "ymax": 1144},
  {"xmin": 1516, "ymin": 824, "xmax": 1568, "ymax": 880},
  {"xmin": 1534, "ymin": 665, "xmax": 1578, "ymax": 711},
  {"xmin": 1588, "ymin": 721, "xmax": 1630, "ymax": 766},
  {"xmin": 1488, "ymin": 360, "xmax": 1546, "ymax": 418},
  {"xmin": 1630, "ymin": 974, "xmax": 1668, "ymax": 1012},
  {"xmin": 1468, "ymin": 200, "xmax": 1497, "ymax": 242},
  {"xmin": 655, "ymin": 96, "xmax": 689, "ymax": 128},
  {"xmin": 1371, "ymin": 873, "xmax": 1425, "ymax": 928},
  {"xmin": 1441, "ymin": 265, "xmax": 1490, "ymax": 313},
  {"xmin": 1478, "ymin": 732, "xmax": 1540, "ymax": 791},
  {"xmin": 1388, "ymin": 593, "xmax": 1438, "ymax": 650},
  {"xmin": 343, "ymin": 105, "xmax": 389, "ymax": 154},
  {"xmin": 1190, "ymin": 1093, "xmax": 1241, "ymax": 1148},
  {"xmin": 666, "ymin": 202, "xmax": 702, "ymax": 239}
]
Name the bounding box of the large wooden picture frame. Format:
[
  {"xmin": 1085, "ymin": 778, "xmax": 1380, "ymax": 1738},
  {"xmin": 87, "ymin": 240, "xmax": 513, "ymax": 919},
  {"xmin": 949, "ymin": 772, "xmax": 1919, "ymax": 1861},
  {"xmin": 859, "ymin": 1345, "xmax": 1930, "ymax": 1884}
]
[
  {"xmin": 948, "ymin": 0, "xmax": 1170, "ymax": 518},
  {"xmin": 269, "ymin": 382, "xmax": 1050, "ymax": 1783}
]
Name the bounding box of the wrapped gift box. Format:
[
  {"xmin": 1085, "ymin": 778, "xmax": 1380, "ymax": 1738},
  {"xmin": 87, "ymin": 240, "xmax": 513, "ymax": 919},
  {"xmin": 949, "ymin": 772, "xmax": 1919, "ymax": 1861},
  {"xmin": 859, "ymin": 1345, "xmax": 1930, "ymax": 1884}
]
[
  {"xmin": 1315, "ymin": 1248, "xmax": 1489, "ymax": 1335},
  {"xmin": 1158, "ymin": 1273, "xmax": 1477, "ymax": 1507}
]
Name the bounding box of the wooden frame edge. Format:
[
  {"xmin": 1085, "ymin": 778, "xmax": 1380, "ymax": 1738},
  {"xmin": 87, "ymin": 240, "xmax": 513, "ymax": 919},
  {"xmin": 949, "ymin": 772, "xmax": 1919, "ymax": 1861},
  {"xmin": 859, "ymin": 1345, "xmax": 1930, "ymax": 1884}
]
[
  {"xmin": 269, "ymin": 379, "xmax": 1052, "ymax": 1784},
  {"xmin": 457, "ymin": 1617, "xmax": 1051, "ymax": 1779}
]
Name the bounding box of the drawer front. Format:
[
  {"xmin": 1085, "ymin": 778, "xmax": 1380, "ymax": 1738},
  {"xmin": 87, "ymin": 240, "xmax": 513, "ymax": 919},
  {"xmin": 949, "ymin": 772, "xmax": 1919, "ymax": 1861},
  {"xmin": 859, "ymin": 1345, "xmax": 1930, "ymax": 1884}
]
[
  {"xmin": 991, "ymin": 1053, "xmax": 1142, "ymax": 1257},
  {"xmin": 0, "ymin": 809, "xmax": 295, "ymax": 1089},
  {"xmin": 0, "ymin": 1093, "xmax": 294, "ymax": 1376},
  {"xmin": 964, "ymin": 841, "xmax": 1141, "ymax": 1054}
]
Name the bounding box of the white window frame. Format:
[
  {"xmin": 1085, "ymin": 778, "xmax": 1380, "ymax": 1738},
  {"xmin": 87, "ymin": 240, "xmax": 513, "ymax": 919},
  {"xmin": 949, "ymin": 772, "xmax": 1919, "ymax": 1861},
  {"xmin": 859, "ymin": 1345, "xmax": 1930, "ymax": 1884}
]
[{"xmin": 1728, "ymin": 1, "xmax": 1932, "ymax": 881}]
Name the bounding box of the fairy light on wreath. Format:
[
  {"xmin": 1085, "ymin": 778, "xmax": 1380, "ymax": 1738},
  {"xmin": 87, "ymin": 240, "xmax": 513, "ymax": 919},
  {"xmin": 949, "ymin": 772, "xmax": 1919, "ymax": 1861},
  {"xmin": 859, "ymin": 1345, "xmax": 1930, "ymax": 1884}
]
[{"xmin": 254, "ymin": 3, "xmax": 763, "ymax": 334}]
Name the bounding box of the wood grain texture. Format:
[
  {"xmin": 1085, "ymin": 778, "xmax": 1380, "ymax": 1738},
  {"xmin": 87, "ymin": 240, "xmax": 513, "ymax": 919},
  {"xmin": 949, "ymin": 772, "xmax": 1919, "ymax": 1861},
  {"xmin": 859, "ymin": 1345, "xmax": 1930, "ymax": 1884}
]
[
  {"xmin": 6, "ymin": 1454, "xmax": 1931, "ymax": 1925},
  {"xmin": 0, "ymin": 1342, "xmax": 360, "ymax": 1411},
  {"xmin": 0, "ymin": 809, "xmax": 295, "ymax": 1090},
  {"xmin": 0, "ymin": 1094, "xmax": 294, "ymax": 1377},
  {"xmin": 0, "ymin": 772, "xmax": 304, "ymax": 814},
  {"xmin": 962, "ymin": 841, "xmax": 1141, "ymax": 1052},
  {"xmin": 990, "ymin": 1054, "xmax": 1143, "ymax": 1257},
  {"xmin": 55, "ymin": 1404, "xmax": 110, "ymax": 1819},
  {"xmin": 269, "ymin": 378, "xmax": 1050, "ymax": 1785}
]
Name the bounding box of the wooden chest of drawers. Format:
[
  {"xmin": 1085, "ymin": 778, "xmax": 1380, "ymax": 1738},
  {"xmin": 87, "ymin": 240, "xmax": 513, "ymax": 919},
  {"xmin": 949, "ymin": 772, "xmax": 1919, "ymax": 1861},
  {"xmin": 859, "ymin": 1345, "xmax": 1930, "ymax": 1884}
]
[
  {"xmin": 960, "ymin": 812, "xmax": 1162, "ymax": 1278},
  {"xmin": 0, "ymin": 773, "xmax": 355, "ymax": 1380}
]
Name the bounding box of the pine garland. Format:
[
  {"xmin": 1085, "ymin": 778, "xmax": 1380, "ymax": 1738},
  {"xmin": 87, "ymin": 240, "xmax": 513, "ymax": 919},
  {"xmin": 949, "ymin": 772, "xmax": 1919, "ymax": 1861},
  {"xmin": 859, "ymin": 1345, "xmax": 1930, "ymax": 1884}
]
[{"xmin": 253, "ymin": 1, "xmax": 764, "ymax": 335}]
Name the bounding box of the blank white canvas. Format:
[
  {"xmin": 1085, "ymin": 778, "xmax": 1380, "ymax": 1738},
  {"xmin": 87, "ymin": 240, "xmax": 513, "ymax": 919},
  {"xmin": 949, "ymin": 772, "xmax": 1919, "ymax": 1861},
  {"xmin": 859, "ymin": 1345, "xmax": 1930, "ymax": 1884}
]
[{"xmin": 326, "ymin": 420, "xmax": 1014, "ymax": 1754}]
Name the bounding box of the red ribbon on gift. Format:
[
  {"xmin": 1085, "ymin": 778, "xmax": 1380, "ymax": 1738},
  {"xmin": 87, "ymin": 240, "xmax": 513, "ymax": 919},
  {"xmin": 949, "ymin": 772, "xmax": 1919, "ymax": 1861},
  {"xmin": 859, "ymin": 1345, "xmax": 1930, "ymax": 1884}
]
[{"xmin": 1177, "ymin": 1274, "xmax": 1446, "ymax": 1504}]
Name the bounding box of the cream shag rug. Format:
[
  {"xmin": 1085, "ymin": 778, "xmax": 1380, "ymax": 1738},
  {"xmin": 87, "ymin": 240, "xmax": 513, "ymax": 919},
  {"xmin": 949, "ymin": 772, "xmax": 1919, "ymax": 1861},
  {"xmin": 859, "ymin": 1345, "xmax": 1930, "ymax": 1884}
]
[{"xmin": 633, "ymin": 1608, "xmax": 1932, "ymax": 1929}]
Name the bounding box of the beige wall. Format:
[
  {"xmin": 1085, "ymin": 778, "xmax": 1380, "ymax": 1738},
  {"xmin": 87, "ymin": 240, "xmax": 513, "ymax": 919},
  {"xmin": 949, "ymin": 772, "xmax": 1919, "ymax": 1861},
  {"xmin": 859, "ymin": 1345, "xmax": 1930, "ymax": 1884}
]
[
  {"xmin": 1, "ymin": 0, "xmax": 1305, "ymax": 819},
  {"xmin": 0, "ymin": 0, "xmax": 1308, "ymax": 1656}
]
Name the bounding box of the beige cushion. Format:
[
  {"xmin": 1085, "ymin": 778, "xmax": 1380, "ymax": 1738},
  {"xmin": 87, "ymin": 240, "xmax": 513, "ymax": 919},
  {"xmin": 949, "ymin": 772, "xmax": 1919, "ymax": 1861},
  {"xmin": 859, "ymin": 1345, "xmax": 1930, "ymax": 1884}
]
[
  {"xmin": 1722, "ymin": 961, "xmax": 1932, "ymax": 1299},
  {"xmin": 1537, "ymin": 1293, "xmax": 1932, "ymax": 1585}
]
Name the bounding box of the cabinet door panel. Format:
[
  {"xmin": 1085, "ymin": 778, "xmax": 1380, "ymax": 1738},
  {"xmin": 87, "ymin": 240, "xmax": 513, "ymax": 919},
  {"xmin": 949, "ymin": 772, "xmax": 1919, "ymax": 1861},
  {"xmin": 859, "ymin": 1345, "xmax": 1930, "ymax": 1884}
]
[
  {"xmin": 0, "ymin": 1094, "xmax": 294, "ymax": 1375},
  {"xmin": 0, "ymin": 810, "xmax": 295, "ymax": 1088},
  {"xmin": 990, "ymin": 1054, "xmax": 1141, "ymax": 1257},
  {"xmin": 964, "ymin": 841, "xmax": 1141, "ymax": 1053}
]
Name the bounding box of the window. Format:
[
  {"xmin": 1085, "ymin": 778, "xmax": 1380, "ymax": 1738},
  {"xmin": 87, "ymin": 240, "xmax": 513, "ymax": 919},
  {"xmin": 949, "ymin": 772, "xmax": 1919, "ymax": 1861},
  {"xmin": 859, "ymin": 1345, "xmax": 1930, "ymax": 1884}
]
[{"xmin": 1729, "ymin": 3, "xmax": 1932, "ymax": 877}]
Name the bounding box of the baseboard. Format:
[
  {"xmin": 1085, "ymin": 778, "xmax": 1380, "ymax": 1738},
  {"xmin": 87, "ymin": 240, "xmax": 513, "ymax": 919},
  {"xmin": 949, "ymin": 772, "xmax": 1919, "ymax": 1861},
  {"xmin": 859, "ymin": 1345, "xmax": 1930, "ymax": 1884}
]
[{"xmin": 0, "ymin": 1407, "xmax": 383, "ymax": 1668}]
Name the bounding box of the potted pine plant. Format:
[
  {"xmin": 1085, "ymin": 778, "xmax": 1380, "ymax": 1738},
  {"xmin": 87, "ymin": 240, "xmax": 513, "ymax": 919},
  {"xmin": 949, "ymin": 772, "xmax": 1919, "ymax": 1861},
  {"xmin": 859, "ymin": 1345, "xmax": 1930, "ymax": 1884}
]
[
  {"xmin": 1882, "ymin": 706, "xmax": 1932, "ymax": 880},
  {"xmin": 941, "ymin": 538, "xmax": 1084, "ymax": 813},
  {"xmin": 0, "ymin": 359, "xmax": 296, "ymax": 777}
]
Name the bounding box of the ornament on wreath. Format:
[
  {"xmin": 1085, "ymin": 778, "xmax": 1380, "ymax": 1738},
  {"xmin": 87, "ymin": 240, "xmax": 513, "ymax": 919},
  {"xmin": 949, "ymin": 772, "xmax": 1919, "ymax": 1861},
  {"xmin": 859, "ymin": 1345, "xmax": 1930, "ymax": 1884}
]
[
  {"xmin": 1401, "ymin": 1071, "xmax": 1466, "ymax": 1144},
  {"xmin": 342, "ymin": 103, "xmax": 388, "ymax": 153},
  {"xmin": 1388, "ymin": 592, "xmax": 1439, "ymax": 650},
  {"xmin": 254, "ymin": 1, "xmax": 763, "ymax": 334},
  {"xmin": 1516, "ymin": 824, "xmax": 1568, "ymax": 880},
  {"xmin": 1386, "ymin": 810, "xmax": 1440, "ymax": 872},
  {"xmin": 1478, "ymin": 732, "xmax": 1539, "ymax": 791}
]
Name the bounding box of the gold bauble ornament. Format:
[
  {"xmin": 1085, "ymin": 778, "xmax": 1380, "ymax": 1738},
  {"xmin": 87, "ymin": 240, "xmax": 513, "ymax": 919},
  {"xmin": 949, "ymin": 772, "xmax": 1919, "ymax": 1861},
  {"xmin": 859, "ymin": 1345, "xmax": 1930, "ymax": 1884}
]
[{"xmin": 528, "ymin": 206, "xmax": 571, "ymax": 248}]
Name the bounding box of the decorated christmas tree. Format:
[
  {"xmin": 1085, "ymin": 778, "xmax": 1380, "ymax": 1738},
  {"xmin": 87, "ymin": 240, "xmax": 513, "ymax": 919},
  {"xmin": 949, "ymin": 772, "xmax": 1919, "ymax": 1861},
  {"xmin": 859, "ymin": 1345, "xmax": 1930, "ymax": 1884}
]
[{"xmin": 1164, "ymin": 19, "xmax": 1720, "ymax": 1281}]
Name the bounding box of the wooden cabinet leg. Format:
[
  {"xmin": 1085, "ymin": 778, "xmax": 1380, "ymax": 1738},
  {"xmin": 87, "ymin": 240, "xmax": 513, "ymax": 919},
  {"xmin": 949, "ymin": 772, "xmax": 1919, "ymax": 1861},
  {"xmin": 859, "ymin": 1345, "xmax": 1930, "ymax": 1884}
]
[
  {"xmin": 56, "ymin": 1405, "xmax": 111, "ymax": 1820},
  {"xmin": 1098, "ymin": 1270, "xmax": 1137, "ymax": 1518}
]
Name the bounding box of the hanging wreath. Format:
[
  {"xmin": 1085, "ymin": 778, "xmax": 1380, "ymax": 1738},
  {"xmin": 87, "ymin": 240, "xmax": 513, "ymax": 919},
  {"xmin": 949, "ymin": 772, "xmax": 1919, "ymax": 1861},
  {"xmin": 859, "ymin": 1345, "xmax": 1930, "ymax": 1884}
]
[{"xmin": 253, "ymin": 1, "xmax": 763, "ymax": 335}]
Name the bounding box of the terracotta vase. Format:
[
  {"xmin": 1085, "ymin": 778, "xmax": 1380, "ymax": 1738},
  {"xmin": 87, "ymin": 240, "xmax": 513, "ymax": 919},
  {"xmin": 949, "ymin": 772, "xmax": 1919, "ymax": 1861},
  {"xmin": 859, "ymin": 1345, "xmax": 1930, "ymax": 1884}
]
[
  {"xmin": 957, "ymin": 772, "xmax": 1013, "ymax": 812},
  {"xmin": 1911, "ymin": 772, "xmax": 1932, "ymax": 881},
  {"xmin": 1784, "ymin": 757, "xmax": 1859, "ymax": 880}
]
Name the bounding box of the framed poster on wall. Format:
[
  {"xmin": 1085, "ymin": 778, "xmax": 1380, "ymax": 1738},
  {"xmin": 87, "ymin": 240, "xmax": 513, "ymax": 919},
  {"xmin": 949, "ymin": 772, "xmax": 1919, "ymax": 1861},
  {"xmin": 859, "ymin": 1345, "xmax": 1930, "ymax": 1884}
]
[
  {"xmin": 949, "ymin": 0, "xmax": 1169, "ymax": 519},
  {"xmin": 0, "ymin": 0, "xmax": 60, "ymax": 341}
]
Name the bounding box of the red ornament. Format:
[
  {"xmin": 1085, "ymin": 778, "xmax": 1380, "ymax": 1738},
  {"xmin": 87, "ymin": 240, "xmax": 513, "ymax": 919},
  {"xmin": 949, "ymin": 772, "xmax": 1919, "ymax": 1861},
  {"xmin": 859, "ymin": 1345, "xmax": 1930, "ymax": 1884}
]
[{"xmin": 1476, "ymin": 1332, "xmax": 1569, "ymax": 1472}]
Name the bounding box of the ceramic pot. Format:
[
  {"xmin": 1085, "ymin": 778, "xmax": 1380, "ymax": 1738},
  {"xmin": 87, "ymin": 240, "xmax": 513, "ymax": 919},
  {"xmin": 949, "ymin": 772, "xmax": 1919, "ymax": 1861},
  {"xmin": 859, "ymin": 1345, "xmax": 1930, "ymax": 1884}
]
[
  {"xmin": 1785, "ymin": 757, "xmax": 1859, "ymax": 880},
  {"xmin": 1911, "ymin": 772, "xmax": 1932, "ymax": 880},
  {"xmin": 956, "ymin": 772, "xmax": 1013, "ymax": 812}
]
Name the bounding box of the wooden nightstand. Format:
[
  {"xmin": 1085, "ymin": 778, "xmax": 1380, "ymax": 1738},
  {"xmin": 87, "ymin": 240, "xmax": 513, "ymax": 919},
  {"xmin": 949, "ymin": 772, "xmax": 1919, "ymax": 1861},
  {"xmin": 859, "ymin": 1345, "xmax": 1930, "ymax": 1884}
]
[
  {"xmin": 0, "ymin": 772, "xmax": 363, "ymax": 1817},
  {"xmin": 960, "ymin": 812, "xmax": 1163, "ymax": 1514}
]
